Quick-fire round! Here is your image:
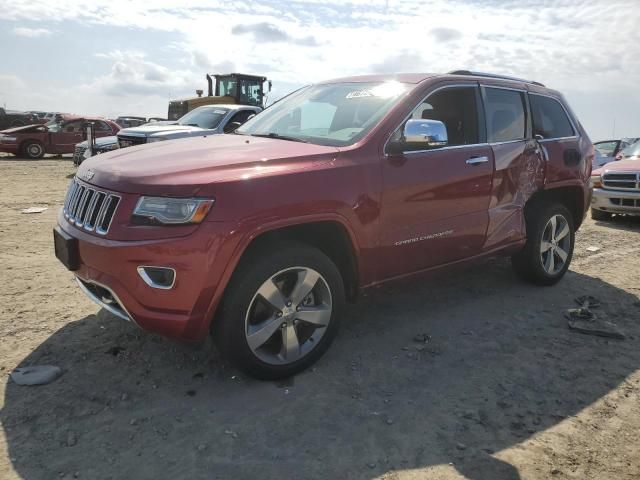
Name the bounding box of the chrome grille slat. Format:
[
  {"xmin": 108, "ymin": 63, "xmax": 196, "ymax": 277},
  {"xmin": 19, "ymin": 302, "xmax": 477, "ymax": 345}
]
[
  {"xmin": 62, "ymin": 179, "xmax": 121, "ymax": 235},
  {"xmin": 602, "ymin": 172, "xmax": 640, "ymax": 191}
]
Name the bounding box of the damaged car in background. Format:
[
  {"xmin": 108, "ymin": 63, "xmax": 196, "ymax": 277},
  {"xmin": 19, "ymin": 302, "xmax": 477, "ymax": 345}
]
[
  {"xmin": 116, "ymin": 104, "xmax": 260, "ymax": 148},
  {"xmin": 0, "ymin": 116, "xmax": 119, "ymax": 159},
  {"xmin": 73, "ymin": 135, "xmax": 119, "ymax": 166}
]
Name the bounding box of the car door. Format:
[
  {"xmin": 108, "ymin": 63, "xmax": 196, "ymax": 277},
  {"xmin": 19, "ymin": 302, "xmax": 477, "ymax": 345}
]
[
  {"xmin": 223, "ymin": 109, "xmax": 257, "ymax": 133},
  {"xmin": 481, "ymin": 85, "xmax": 545, "ymax": 250},
  {"xmin": 378, "ymin": 84, "xmax": 494, "ymax": 280},
  {"xmin": 53, "ymin": 120, "xmax": 85, "ymax": 153}
]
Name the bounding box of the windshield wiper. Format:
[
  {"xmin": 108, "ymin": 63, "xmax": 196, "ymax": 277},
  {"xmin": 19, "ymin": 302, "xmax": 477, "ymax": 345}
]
[{"xmin": 250, "ymin": 132, "xmax": 309, "ymax": 143}]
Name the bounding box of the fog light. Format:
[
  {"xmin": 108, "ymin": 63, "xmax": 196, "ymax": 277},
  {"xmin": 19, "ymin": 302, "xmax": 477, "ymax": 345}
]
[{"xmin": 137, "ymin": 266, "xmax": 176, "ymax": 289}]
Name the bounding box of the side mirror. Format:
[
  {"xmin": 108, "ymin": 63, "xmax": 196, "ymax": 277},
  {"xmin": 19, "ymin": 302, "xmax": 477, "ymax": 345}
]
[
  {"xmin": 404, "ymin": 119, "xmax": 448, "ymax": 147},
  {"xmin": 387, "ymin": 119, "xmax": 448, "ymax": 155}
]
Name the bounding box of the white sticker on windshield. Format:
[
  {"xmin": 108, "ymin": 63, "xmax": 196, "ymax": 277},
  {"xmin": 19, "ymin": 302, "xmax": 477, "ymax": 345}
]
[
  {"xmin": 213, "ymin": 110, "xmax": 227, "ymax": 114},
  {"xmin": 346, "ymin": 90, "xmax": 373, "ymax": 99},
  {"xmin": 346, "ymin": 81, "xmax": 406, "ymax": 100}
]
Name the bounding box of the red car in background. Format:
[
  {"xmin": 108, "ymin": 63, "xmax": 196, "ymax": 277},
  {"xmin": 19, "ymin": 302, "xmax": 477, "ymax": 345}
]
[{"xmin": 0, "ymin": 116, "xmax": 120, "ymax": 159}]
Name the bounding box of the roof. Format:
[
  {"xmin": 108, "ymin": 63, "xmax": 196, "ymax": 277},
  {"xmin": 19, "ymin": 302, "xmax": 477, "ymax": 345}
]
[
  {"xmin": 319, "ymin": 73, "xmax": 437, "ymax": 84},
  {"xmin": 318, "ymin": 71, "xmax": 550, "ymax": 89},
  {"xmin": 192, "ymin": 104, "xmax": 261, "ymax": 111}
]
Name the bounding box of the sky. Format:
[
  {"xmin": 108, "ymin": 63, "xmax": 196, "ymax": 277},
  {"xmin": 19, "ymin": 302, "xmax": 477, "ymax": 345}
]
[{"xmin": 1, "ymin": 0, "xmax": 639, "ymax": 141}]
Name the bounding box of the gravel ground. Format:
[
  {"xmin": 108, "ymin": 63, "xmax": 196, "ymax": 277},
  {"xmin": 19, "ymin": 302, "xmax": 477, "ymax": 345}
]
[{"xmin": 1, "ymin": 157, "xmax": 639, "ymax": 480}]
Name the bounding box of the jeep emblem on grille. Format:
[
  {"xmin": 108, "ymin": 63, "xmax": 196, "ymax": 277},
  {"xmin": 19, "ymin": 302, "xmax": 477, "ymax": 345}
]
[{"xmin": 84, "ymin": 169, "xmax": 95, "ymax": 181}]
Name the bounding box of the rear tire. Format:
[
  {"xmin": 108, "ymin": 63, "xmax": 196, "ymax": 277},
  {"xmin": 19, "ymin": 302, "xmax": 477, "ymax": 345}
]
[
  {"xmin": 512, "ymin": 202, "xmax": 575, "ymax": 286},
  {"xmin": 591, "ymin": 208, "xmax": 612, "ymax": 221},
  {"xmin": 213, "ymin": 241, "xmax": 345, "ymax": 380},
  {"xmin": 21, "ymin": 140, "xmax": 45, "ymax": 160}
]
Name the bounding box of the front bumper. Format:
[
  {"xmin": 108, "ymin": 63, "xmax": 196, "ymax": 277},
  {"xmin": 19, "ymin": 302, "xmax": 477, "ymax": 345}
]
[
  {"xmin": 57, "ymin": 213, "xmax": 235, "ymax": 341},
  {"xmin": 591, "ymin": 187, "xmax": 640, "ymax": 215},
  {"xmin": 0, "ymin": 143, "xmax": 19, "ymax": 154}
]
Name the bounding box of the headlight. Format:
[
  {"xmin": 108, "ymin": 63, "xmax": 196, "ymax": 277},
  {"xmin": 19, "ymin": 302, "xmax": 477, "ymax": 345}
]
[
  {"xmin": 132, "ymin": 197, "xmax": 214, "ymax": 225},
  {"xmin": 590, "ymin": 175, "xmax": 602, "ymax": 188},
  {"xmin": 0, "ymin": 136, "xmax": 17, "ymax": 143},
  {"xmin": 147, "ymin": 137, "xmax": 167, "ymax": 143}
]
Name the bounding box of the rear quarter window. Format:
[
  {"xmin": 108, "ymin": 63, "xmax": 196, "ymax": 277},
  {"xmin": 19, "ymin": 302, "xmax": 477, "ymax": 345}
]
[{"xmin": 530, "ymin": 94, "xmax": 575, "ymax": 139}]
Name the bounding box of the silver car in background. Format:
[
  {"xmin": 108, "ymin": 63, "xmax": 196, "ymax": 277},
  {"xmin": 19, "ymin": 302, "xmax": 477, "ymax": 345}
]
[{"xmin": 116, "ymin": 104, "xmax": 261, "ymax": 149}]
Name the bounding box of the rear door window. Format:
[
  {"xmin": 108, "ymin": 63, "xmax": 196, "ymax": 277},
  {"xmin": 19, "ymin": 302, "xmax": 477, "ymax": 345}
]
[
  {"xmin": 530, "ymin": 94, "xmax": 574, "ymax": 139},
  {"xmin": 484, "ymin": 87, "xmax": 526, "ymax": 143}
]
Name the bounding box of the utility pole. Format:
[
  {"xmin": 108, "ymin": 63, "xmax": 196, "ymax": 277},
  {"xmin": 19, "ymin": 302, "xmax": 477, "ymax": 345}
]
[{"xmin": 612, "ymin": 118, "xmax": 616, "ymax": 138}]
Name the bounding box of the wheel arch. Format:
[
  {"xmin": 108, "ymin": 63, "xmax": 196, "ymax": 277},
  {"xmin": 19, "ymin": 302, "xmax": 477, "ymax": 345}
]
[
  {"xmin": 234, "ymin": 218, "xmax": 361, "ymax": 302},
  {"xmin": 526, "ymin": 184, "xmax": 587, "ymax": 229}
]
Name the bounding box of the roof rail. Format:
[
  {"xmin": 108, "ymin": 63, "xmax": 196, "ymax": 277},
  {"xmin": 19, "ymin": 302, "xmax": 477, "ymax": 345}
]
[{"xmin": 447, "ymin": 70, "xmax": 545, "ymax": 87}]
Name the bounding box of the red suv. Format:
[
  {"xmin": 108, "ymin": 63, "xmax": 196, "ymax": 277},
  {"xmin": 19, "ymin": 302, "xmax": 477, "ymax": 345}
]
[{"xmin": 54, "ymin": 71, "xmax": 593, "ymax": 379}]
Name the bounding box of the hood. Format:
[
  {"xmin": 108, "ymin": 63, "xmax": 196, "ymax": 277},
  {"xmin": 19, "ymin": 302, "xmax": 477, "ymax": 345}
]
[
  {"xmin": 76, "ymin": 136, "xmax": 118, "ymax": 148},
  {"xmin": 78, "ymin": 134, "xmax": 340, "ymax": 196},
  {"xmin": 593, "ymin": 158, "xmax": 640, "ymax": 175},
  {"xmin": 1, "ymin": 124, "xmax": 46, "ymax": 134},
  {"xmin": 117, "ymin": 123, "xmax": 199, "ymax": 137}
]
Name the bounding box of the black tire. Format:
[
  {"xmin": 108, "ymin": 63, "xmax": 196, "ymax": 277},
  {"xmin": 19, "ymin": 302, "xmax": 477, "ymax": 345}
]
[
  {"xmin": 591, "ymin": 208, "xmax": 612, "ymax": 221},
  {"xmin": 21, "ymin": 140, "xmax": 45, "ymax": 160},
  {"xmin": 512, "ymin": 202, "xmax": 575, "ymax": 286},
  {"xmin": 213, "ymin": 241, "xmax": 345, "ymax": 380}
]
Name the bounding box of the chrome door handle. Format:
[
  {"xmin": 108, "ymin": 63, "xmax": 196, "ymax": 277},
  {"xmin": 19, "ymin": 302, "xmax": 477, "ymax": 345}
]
[{"xmin": 466, "ymin": 156, "xmax": 489, "ymax": 165}]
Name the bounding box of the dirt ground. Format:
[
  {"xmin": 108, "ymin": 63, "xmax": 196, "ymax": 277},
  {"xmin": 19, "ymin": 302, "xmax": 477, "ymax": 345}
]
[{"xmin": 0, "ymin": 157, "xmax": 639, "ymax": 480}]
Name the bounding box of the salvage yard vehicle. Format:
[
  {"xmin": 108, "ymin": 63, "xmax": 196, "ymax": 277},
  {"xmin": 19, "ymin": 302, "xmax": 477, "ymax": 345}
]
[
  {"xmin": 117, "ymin": 104, "xmax": 260, "ymax": 148},
  {"xmin": 168, "ymin": 73, "xmax": 270, "ymax": 120},
  {"xmin": 54, "ymin": 71, "xmax": 592, "ymax": 379},
  {"xmin": 594, "ymin": 138, "xmax": 638, "ymax": 159},
  {"xmin": 0, "ymin": 117, "xmax": 119, "ymax": 159},
  {"xmin": 114, "ymin": 116, "xmax": 148, "ymax": 128},
  {"xmin": 0, "ymin": 108, "xmax": 40, "ymax": 129},
  {"xmin": 591, "ymin": 142, "xmax": 640, "ymax": 220},
  {"xmin": 73, "ymin": 136, "xmax": 118, "ymax": 166}
]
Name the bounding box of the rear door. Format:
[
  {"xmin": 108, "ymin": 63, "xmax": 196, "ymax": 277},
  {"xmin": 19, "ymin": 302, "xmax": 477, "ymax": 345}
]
[
  {"xmin": 482, "ymin": 85, "xmax": 544, "ymax": 250},
  {"xmin": 529, "ymin": 93, "xmax": 583, "ymax": 184},
  {"xmin": 378, "ymin": 84, "xmax": 494, "ymax": 279}
]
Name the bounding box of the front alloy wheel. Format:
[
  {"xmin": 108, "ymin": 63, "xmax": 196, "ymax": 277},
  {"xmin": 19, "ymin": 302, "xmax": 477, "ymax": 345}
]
[
  {"xmin": 246, "ymin": 267, "xmax": 332, "ymax": 365},
  {"xmin": 214, "ymin": 242, "xmax": 344, "ymax": 380}
]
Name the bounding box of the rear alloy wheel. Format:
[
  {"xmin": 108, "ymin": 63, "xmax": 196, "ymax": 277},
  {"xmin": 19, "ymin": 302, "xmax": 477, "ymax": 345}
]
[
  {"xmin": 512, "ymin": 203, "xmax": 575, "ymax": 286},
  {"xmin": 22, "ymin": 141, "xmax": 45, "ymax": 160},
  {"xmin": 214, "ymin": 242, "xmax": 344, "ymax": 380}
]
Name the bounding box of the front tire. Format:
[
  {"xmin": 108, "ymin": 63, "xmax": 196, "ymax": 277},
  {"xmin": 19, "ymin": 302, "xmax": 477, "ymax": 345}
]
[
  {"xmin": 21, "ymin": 140, "xmax": 45, "ymax": 159},
  {"xmin": 591, "ymin": 208, "xmax": 612, "ymax": 221},
  {"xmin": 512, "ymin": 202, "xmax": 575, "ymax": 286},
  {"xmin": 213, "ymin": 242, "xmax": 345, "ymax": 380}
]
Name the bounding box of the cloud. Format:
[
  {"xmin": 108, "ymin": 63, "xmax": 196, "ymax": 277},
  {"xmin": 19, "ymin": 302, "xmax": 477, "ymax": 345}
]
[
  {"xmin": 12, "ymin": 27, "xmax": 52, "ymax": 38},
  {"xmin": 369, "ymin": 52, "xmax": 427, "ymax": 74},
  {"xmin": 1, "ymin": 0, "xmax": 640, "ymax": 138},
  {"xmin": 430, "ymin": 27, "xmax": 462, "ymax": 43},
  {"xmin": 231, "ymin": 22, "xmax": 319, "ymax": 46}
]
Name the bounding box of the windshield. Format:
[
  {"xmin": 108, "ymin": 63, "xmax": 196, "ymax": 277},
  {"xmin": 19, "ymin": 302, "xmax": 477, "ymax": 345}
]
[
  {"xmin": 46, "ymin": 121, "xmax": 61, "ymax": 132},
  {"xmin": 236, "ymin": 81, "xmax": 409, "ymax": 147},
  {"xmin": 621, "ymin": 140, "xmax": 640, "ymax": 158},
  {"xmin": 177, "ymin": 107, "xmax": 229, "ymax": 129}
]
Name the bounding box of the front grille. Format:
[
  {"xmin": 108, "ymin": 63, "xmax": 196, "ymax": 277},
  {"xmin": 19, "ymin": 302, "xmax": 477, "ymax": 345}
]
[
  {"xmin": 117, "ymin": 134, "xmax": 146, "ymax": 148},
  {"xmin": 610, "ymin": 198, "xmax": 640, "ymax": 208},
  {"xmin": 73, "ymin": 145, "xmax": 87, "ymax": 165},
  {"xmin": 63, "ymin": 179, "xmax": 121, "ymax": 235},
  {"xmin": 602, "ymin": 172, "xmax": 640, "ymax": 191}
]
